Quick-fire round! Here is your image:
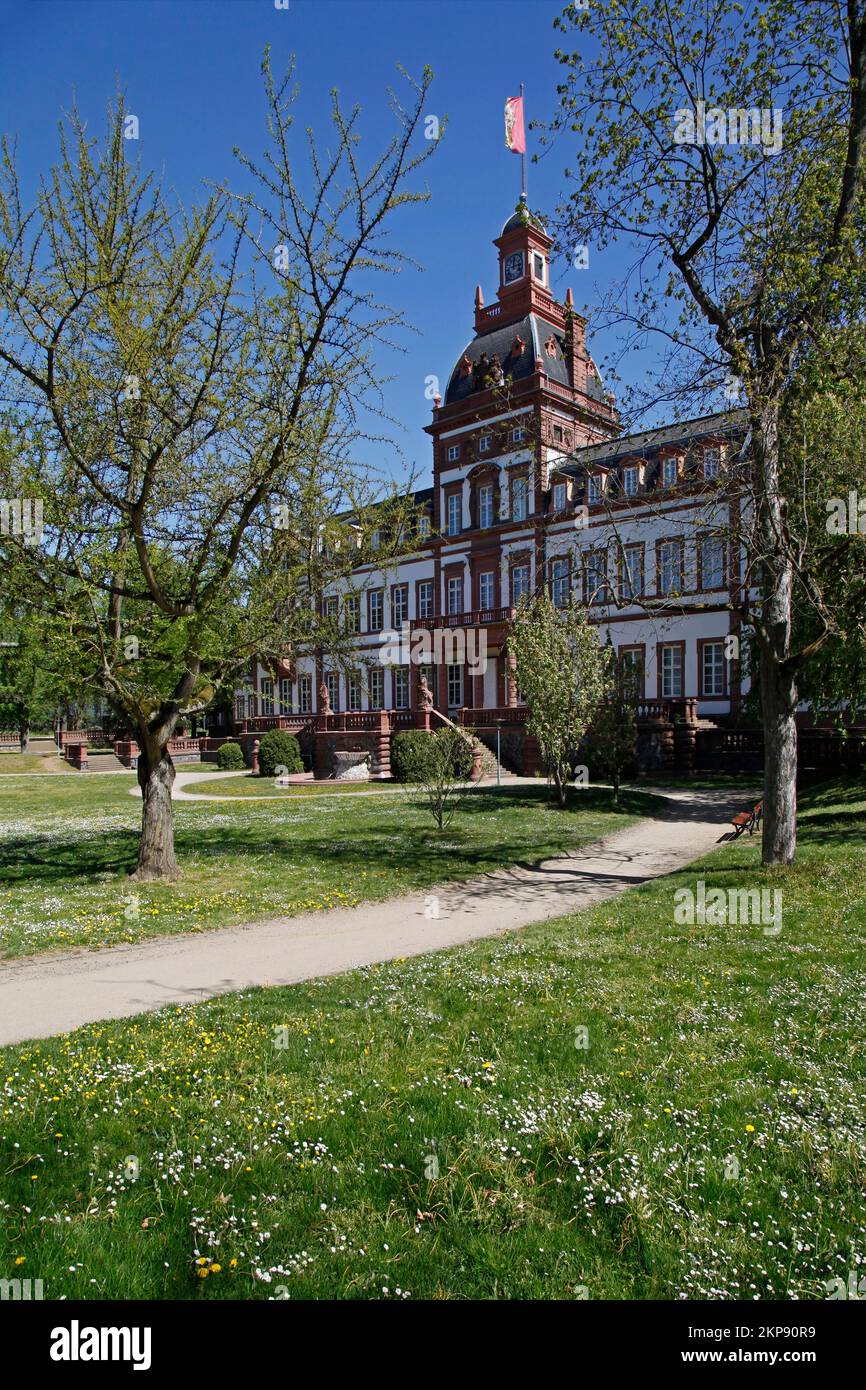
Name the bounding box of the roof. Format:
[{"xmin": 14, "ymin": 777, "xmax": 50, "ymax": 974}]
[
  {"xmin": 443, "ymin": 312, "xmax": 608, "ymax": 407},
  {"xmin": 558, "ymin": 408, "xmax": 750, "ymax": 473}
]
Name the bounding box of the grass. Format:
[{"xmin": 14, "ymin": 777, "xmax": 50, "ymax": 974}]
[
  {"xmin": 0, "ymin": 753, "xmax": 74, "ymax": 774},
  {"xmin": 183, "ymin": 774, "xmax": 406, "ymax": 797},
  {"xmin": 0, "ymin": 778, "xmax": 862, "ymax": 1300},
  {"xmin": 0, "ymin": 774, "xmax": 657, "ymax": 958}
]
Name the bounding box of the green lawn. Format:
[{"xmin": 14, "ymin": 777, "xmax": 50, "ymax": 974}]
[
  {"xmin": 183, "ymin": 773, "xmax": 407, "ymax": 797},
  {"xmin": 0, "ymin": 774, "xmax": 656, "ymax": 958},
  {"xmin": 0, "ymin": 779, "xmax": 862, "ymax": 1300}
]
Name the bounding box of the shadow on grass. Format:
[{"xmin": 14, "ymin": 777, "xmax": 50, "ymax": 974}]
[{"xmin": 0, "ymin": 786, "xmax": 652, "ymax": 891}]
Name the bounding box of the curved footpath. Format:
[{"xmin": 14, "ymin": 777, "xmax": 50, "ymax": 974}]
[{"xmin": 0, "ymin": 787, "xmax": 751, "ymax": 1047}]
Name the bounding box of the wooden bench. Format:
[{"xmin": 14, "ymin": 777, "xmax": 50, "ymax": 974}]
[{"xmin": 731, "ymin": 801, "xmax": 762, "ymax": 837}]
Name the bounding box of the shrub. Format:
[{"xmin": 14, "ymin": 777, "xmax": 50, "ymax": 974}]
[
  {"xmin": 391, "ymin": 726, "xmax": 474, "ymax": 785},
  {"xmin": 391, "ymin": 729, "xmax": 432, "ymax": 783},
  {"xmin": 258, "ymin": 728, "xmax": 304, "ymax": 778},
  {"xmin": 217, "ymin": 741, "xmax": 245, "ymax": 771}
]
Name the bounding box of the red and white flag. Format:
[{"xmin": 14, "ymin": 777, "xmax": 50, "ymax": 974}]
[{"xmin": 504, "ymin": 95, "xmax": 525, "ymax": 154}]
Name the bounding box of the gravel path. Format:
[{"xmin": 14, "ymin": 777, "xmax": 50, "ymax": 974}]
[{"xmin": 0, "ymin": 787, "xmax": 750, "ymax": 1046}]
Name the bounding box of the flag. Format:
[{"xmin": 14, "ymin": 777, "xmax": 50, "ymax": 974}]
[{"xmin": 504, "ymin": 96, "xmax": 525, "ymax": 154}]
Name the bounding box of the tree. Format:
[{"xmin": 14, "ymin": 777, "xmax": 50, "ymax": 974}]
[
  {"xmin": 0, "ymin": 62, "xmax": 435, "ymax": 878},
  {"xmin": 0, "ymin": 608, "xmax": 67, "ymax": 749},
  {"xmin": 591, "ymin": 643, "xmax": 638, "ymax": 804},
  {"xmin": 552, "ymin": 0, "xmax": 866, "ymax": 862},
  {"xmin": 508, "ymin": 593, "xmax": 608, "ymax": 807},
  {"xmin": 407, "ymin": 725, "xmax": 471, "ymax": 832}
]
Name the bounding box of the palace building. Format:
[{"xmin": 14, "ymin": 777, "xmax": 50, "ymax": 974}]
[{"xmin": 236, "ymin": 203, "xmax": 749, "ymax": 772}]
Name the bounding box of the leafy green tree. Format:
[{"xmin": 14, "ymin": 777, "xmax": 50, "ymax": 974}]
[
  {"xmin": 0, "ymin": 64, "xmax": 434, "ymax": 878},
  {"xmin": 591, "ymin": 643, "xmax": 638, "ymax": 804},
  {"xmin": 552, "ymin": 0, "xmax": 866, "ymax": 862},
  {"xmin": 407, "ymin": 725, "xmax": 471, "ymax": 832},
  {"xmin": 508, "ymin": 593, "xmax": 608, "ymax": 807}
]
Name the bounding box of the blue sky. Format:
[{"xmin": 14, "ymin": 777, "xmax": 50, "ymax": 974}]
[{"xmin": 0, "ymin": 0, "xmax": 649, "ymax": 487}]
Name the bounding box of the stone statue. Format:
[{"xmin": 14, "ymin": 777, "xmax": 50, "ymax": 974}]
[
  {"xmin": 318, "ymin": 681, "xmax": 331, "ymax": 715},
  {"xmin": 418, "ymin": 674, "xmax": 434, "ymax": 713}
]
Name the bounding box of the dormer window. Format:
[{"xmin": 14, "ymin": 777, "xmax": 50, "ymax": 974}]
[
  {"xmin": 588, "ymin": 474, "xmax": 604, "ymax": 504},
  {"xmin": 703, "ymin": 446, "xmax": 721, "ymax": 480},
  {"xmin": 418, "ymin": 514, "xmax": 431, "ymax": 539},
  {"xmin": 662, "ymin": 456, "xmax": 678, "ymax": 487},
  {"xmin": 369, "ymin": 529, "xmax": 381, "ymax": 550},
  {"xmin": 532, "ymin": 252, "xmax": 546, "ymax": 284},
  {"xmin": 623, "ymin": 466, "xmax": 638, "ymax": 497},
  {"xmin": 553, "ymin": 481, "xmax": 567, "ymax": 511}
]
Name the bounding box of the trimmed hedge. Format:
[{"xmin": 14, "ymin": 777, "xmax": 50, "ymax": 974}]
[
  {"xmin": 258, "ymin": 728, "xmax": 304, "ymax": 778},
  {"xmin": 217, "ymin": 741, "xmax": 245, "ymax": 771}
]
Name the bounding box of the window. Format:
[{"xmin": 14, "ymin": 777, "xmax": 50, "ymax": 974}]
[
  {"xmin": 553, "ymin": 425, "xmax": 564, "ymax": 445},
  {"xmin": 701, "ymin": 536, "xmax": 725, "ymax": 589},
  {"xmin": 532, "ymin": 252, "xmax": 545, "ymax": 282},
  {"xmin": 446, "ymin": 444, "xmax": 460, "ymax": 463},
  {"xmin": 623, "ymin": 466, "xmax": 638, "ymax": 497},
  {"xmin": 478, "ymin": 483, "xmax": 494, "ymax": 529},
  {"xmin": 512, "ymin": 476, "xmax": 528, "ymax": 520},
  {"xmin": 299, "ymin": 674, "xmax": 312, "ymax": 714},
  {"xmin": 279, "ymin": 677, "xmax": 291, "ymax": 713},
  {"xmin": 347, "ymin": 671, "xmax": 362, "ymax": 712},
  {"xmin": 479, "ymin": 571, "xmax": 495, "ymax": 610},
  {"xmin": 588, "ymin": 474, "xmax": 604, "ymax": 503},
  {"xmin": 394, "ymin": 667, "xmax": 410, "ymax": 709},
  {"xmin": 658, "ymin": 541, "xmax": 683, "ymax": 596},
  {"xmin": 511, "ymin": 426, "xmax": 525, "ymax": 444},
  {"xmin": 344, "ymin": 594, "xmax": 360, "ymax": 633},
  {"xmin": 447, "ymin": 664, "xmax": 464, "ymax": 709},
  {"xmin": 622, "ymin": 545, "xmax": 644, "ymax": 599},
  {"xmin": 479, "ymin": 434, "xmax": 491, "ymax": 453},
  {"xmin": 369, "ymin": 529, "xmax": 381, "ymax": 551},
  {"xmin": 392, "ymin": 584, "xmax": 409, "ymax": 627},
  {"xmin": 368, "ymin": 589, "xmax": 384, "ymax": 632},
  {"xmin": 323, "ymin": 596, "xmax": 338, "ymax": 620},
  {"xmin": 550, "ymin": 558, "xmax": 570, "ymax": 608},
  {"xmin": 447, "ymin": 575, "xmax": 464, "ymax": 615},
  {"xmin": 447, "ymin": 492, "xmax": 462, "ymax": 536},
  {"xmin": 511, "ymin": 563, "xmax": 530, "ymax": 603},
  {"xmin": 661, "ymin": 645, "xmax": 683, "ymax": 698},
  {"xmin": 553, "ymin": 481, "xmax": 567, "ymax": 511},
  {"xmin": 584, "ymin": 551, "xmax": 607, "ymax": 603},
  {"xmin": 418, "ymin": 513, "xmax": 431, "ymax": 539},
  {"xmin": 662, "ymin": 456, "xmax": 679, "ymax": 487},
  {"xmin": 703, "ymin": 446, "xmax": 721, "ymax": 480},
  {"xmin": 260, "ymin": 677, "xmax": 274, "ymax": 716},
  {"xmin": 418, "ymin": 580, "xmax": 434, "ymax": 619},
  {"xmin": 701, "ymin": 642, "xmax": 725, "ymax": 696},
  {"xmin": 369, "ymin": 668, "xmax": 384, "ymax": 710},
  {"xmin": 620, "ymin": 648, "xmax": 644, "ymax": 697},
  {"xmin": 326, "ymin": 671, "xmax": 340, "ymax": 713}
]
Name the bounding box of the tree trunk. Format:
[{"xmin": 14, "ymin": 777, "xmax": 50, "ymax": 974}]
[
  {"xmin": 19, "ymin": 722, "xmax": 30, "ymax": 753},
  {"xmin": 759, "ymin": 649, "xmax": 798, "ymax": 865},
  {"xmin": 754, "ymin": 400, "xmax": 798, "ymax": 865},
  {"xmin": 132, "ymin": 737, "xmax": 180, "ymax": 880}
]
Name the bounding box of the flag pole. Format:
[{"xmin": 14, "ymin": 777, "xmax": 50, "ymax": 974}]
[{"xmin": 520, "ymin": 82, "xmax": 526, "ymax": 200}]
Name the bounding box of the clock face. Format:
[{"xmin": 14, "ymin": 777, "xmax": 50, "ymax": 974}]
[{"xmin": 503, "ymin": 251, "xmax": 525, "ymax": 285}]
